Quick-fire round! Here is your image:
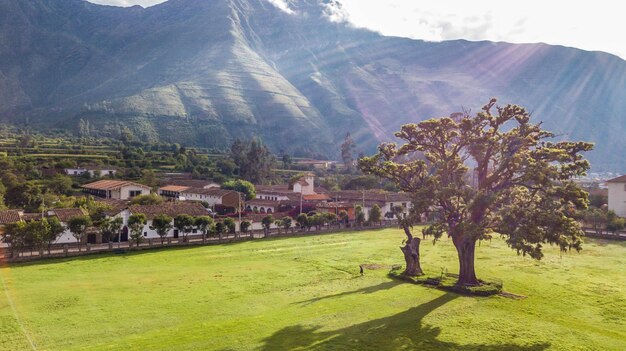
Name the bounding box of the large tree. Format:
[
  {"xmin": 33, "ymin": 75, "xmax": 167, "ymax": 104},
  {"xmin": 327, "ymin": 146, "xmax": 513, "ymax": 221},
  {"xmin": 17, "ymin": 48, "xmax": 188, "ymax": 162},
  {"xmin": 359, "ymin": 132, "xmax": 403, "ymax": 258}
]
[
  {"xmin": 229, "ymin": 138, "xmax": 275, "ymax": 184},
  {"xmin": 67, "ymin": 215, "xmax": 93, "ymax": 252},
  {"xmin": 150, "ymin": 214, "xmax": 173, "ymax": 245},
  {"xmin": 359, "ymin": 99, "xmax": 592, "ymax": 286},
  {"xmin": 128, "ymin": 214, "xmax": 147, "ymax": 247},
  {"xmin": 341, "ymin": 132, "xmax": 356, "ymax": 172},
  {"xmin": 98, "ymin": 217, "xmax": 123, "ymax": 244},
  {"xmin": 174, "ymin": 214, "xmax": 195, "ymax": 242}
]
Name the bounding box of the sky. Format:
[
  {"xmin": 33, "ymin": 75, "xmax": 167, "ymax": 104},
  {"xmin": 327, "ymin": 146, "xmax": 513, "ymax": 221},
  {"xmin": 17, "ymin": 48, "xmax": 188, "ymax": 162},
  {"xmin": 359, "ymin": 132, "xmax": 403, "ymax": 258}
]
[{"xmin": 87, "ymin": 0, "xmax": 626, "ymax": 60}]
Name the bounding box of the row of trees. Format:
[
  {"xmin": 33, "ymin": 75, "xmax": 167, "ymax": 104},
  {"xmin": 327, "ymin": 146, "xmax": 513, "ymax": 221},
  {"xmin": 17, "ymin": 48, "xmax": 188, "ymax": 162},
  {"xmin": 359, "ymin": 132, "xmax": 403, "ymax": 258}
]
[{"xmin": 584, "ymin": 208, "xmax": 626, "ymax": 235}]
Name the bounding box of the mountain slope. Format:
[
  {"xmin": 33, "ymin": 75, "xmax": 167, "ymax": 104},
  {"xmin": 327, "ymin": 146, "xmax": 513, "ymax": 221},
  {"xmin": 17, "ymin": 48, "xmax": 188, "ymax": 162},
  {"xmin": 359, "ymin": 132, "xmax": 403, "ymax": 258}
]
[{"xmin": 1, "ymin": 0, "xmax": 625, "ymax": 170}]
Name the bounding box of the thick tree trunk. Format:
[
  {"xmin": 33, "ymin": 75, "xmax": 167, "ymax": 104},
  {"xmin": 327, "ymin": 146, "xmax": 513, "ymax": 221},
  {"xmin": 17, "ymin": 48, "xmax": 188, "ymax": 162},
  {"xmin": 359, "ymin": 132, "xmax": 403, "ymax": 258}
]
[
  {"xmin": 401, "ymin": 237, "xmax": 423, "ymax": 276},
  {"xmin": 454, "ymin": 236, "xmax": 479, "ymax": 286},
  {"xmin": 400, "ymin": 224, "xmax": 423, "ymax": 276}
]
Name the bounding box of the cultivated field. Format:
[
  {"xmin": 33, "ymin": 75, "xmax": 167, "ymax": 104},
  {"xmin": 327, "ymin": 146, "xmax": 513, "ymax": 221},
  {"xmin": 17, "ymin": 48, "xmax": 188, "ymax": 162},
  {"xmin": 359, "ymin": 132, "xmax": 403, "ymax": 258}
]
[{"xmin": 1, "ymin": 229, "xmax": 624, "ymax": 350}]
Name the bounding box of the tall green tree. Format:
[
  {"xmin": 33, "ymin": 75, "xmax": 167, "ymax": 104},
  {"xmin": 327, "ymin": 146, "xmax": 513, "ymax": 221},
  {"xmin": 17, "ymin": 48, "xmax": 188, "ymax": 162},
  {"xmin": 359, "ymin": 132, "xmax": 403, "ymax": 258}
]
[
  {"xmin": 174, "ymin": 214, "xmax": 195, "ymax": 242},
  {"xmin": 261, "ymin": 215, "xmax": 274, "ymax": 237},
  {"xmin": 128, "ymin": 213, "xmax": 147, "ymax": 247},
  {"xmin": 46, "ymin": 216, "xmax": 66, "ymax": 253},
  {"xmin": 98, "ymin": 217, "xmax": 123, "ymax": 244},
  {"xmin": 222, "ymin": 180, "xmax": 256, "ymax": 200},
  {"xmin": 67, "ymin": 215, "xmax": 93, "ymax": 252},
  {"xmin": 296, "ymin": 213, "xmax": 308, "ymax": 231},
  {"xmin": 369, "ymin": 204, "xmax": 382, "ymax": 225},
  {"xmin": 223, "ymin": 217, "xmax": 236, "ymax": 236},
  {"xmin": 360, "ymin": 99, "xmax": 593, "ymax": 286},
  {"xmin": 150, "ymin": 214, "xmax": 173, "ymax": 244},
  {"xmin": 341, "ymin": 132, "xmax": 356, "ymax": 172},
  {"xmin": 230, "ymin": 139, "xmax": 275, "ymax": 184},
  {"xmin": 194, "ymin": 216, "xmax": 214, "ymax": 241},
  {"xmin": 2, "ymin": 222, "xmax": 27, "ymax": 257}
]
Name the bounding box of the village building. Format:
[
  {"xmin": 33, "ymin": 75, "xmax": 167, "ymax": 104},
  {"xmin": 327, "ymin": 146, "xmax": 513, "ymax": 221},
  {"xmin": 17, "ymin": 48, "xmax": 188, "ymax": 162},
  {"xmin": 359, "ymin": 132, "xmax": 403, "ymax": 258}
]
[
  {"xmin": 316, "ymin": 202, "xmax": 356, "ymax": 220},
  {"xmin": 117, "ymin": 202, "xmax": 211, "ymax": 241},
  {"xmin": 158, "ymin": 185, "xmax": 241, "ymax": 211},
  {"xmin": 0, "ymin": 210, "xmax": 22, "ymax": 236},
  {"xmin": 65, "ymin": 168, "xmax": 117, "ymax": 177},
  {"xmin": 179, "ymin": 188, "xmax": 241, "ymax": 209},
  {"xmin": 47, "ymin": 208, "xmax": 91, "ymax": 244},
  {"xmin": 163, "ymin": 179, "xmax": 220, "ymax": 189},
  {"xmin": 158, "ymin": 185, "xmax": 192, "ymax": 200},
  {"xmin": 326, "ymin": 190, "xmax": 412, "ymax": 219},
  {"xmin": 244, "ymin": 199, "xmax": 280, "ymax": 214},
  {"xmin": 0, "ymin": 208, "xmax": 91, "ymax": 245},
  {"xmin": 82, "ymin": 180, "xmax": 151, "ymax": 200},
  {"xmin": 607, "ymin": 175, "xmax": 626, "ymax": 217},
  {"xmin": 293, "ymin": 159, "xmax": 339, "ymax": 170}
]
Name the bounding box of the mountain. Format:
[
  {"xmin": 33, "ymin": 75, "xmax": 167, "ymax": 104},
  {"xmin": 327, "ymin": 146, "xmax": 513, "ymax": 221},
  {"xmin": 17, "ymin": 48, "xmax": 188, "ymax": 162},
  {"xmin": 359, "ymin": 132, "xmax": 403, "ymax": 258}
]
[{"xmin": 1, "ymin": 0, "xmax": 626, "ymax": 170}]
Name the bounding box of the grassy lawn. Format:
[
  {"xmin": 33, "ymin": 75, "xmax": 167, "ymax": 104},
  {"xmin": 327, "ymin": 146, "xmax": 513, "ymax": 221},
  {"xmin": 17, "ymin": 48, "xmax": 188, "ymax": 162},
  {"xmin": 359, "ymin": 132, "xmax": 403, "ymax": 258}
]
[{"xmin": 1, "ymin": 229, "xmax": 624, "ymax": 350}]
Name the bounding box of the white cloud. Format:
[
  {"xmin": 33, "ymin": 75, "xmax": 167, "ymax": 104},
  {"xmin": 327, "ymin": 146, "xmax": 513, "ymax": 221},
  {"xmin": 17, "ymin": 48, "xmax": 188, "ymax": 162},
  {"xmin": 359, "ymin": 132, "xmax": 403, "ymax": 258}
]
[
  {"xmin": 267, "ymin": 0, "xmax": 295, "ymax": 15},
  {"xmin": 337, "ymin": 0, "xmax": 626, "ymax": 59},
  {"xmin": 85, "ymin": 0, "xmax": 626, "ymax": 59}
]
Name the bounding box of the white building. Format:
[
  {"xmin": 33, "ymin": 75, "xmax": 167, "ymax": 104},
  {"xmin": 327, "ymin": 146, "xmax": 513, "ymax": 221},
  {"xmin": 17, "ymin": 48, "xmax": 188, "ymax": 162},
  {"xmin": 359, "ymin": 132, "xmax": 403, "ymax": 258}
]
[
  {"xmin": 292, "ymin": 173, "xmax": 315, "ymax": 195},
  {"xmin": 65, "ymin": 168, "xmax": 117, "ymax": 177},
  {"xmin": 47, "ymin": 208, "xmax": 90, "ymax": 244},
  {"xmin": 178, "ymin": 188, "xmax": 241, "ymax": 209},
  {"xmin": 118, "ymin": 202, "xmax": 211, "ymax": 240},
  {"xmin": 607, "ymin": 175, "xmax": 626, "ymax": 217},
  {"xmin": 82, "ymin": 180, "xmax": 151, "ymax": 200}
]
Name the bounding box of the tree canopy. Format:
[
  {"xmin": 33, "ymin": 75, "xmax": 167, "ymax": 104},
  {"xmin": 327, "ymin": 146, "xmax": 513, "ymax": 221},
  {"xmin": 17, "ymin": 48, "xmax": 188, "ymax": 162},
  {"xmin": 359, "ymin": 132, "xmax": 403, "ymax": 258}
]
[{"xmin": 359, "ymin": 99, "xmax": 593, "ymax": 286}]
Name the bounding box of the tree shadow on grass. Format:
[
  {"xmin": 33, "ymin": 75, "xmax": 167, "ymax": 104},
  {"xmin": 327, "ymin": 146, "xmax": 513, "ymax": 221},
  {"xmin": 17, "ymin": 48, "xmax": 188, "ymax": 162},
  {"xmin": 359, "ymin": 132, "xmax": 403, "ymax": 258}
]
[
  {"xmin": 295, "ymin": 280, "xmax": 404, "ymax": 306},
  {"xmin": 262, "ymin": 293, "xmax": 550, "ymax": 351}
]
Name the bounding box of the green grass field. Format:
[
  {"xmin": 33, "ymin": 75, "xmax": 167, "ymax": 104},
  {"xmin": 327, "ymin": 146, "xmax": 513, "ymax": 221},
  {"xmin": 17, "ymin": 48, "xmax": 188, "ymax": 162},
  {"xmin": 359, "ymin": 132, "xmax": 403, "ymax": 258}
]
[{"xmin": 1, "ymin": 229, "xmax": 625, "ymax": 350}]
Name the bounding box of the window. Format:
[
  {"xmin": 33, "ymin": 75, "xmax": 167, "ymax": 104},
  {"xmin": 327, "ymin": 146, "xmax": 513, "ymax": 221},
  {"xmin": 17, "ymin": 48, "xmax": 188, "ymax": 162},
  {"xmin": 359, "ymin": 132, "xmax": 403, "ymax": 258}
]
[
  {"xmin": 129, "ymin": 190, "xmax": 142, "ymax": 198},
  {"xmin": 192, "ymin": 229, "xmax": 197, "ymax": 234},
  {"xmin": 143, "ymin": 232, "xmax": 147, "ymax": 237}
]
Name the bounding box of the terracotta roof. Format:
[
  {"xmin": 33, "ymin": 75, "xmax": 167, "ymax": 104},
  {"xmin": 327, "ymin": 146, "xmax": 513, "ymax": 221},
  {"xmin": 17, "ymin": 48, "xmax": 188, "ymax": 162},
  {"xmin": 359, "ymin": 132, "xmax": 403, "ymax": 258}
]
[
  {"xmin": 159, "ymin": 185, "xmax": 191, "ymax": 192},
  {"xmin": 246, "ymin": 199, "xmax": 280, "ymax": 207},
  {"xmin": 82, "ymin": 180, "xmax": 150, "ymax": 190},
  {"xmin": 181, "ymin": 188, "xmax": 238, "ymax": 197},
  {"xmin": 165, "ymin": 180, "xmax": 220, "ymax": 189},
  {"xmin": 607, "ymin": 175, "xmax": 626, "ymax": 183},
  {"xmin": 49, "ymin": 208, "xmax": 88, "ymax": 222},
  {"xmin": 303, "ymin": 194, "xmax": 330, "ymax": 201},
  {"xmin": 129, "ymin": 202, "xmax": 209, "ymax": 219},
  {"xmin": 255, "ymin": 184, "xmax": 290, "ymax": 192},
  {"xmin": 0, "ymin": 210, "xmax": 22, "ymax": 224},
  {"xmin": 316, "ymin": 202, "xmax": 354, "ymax": 209}
]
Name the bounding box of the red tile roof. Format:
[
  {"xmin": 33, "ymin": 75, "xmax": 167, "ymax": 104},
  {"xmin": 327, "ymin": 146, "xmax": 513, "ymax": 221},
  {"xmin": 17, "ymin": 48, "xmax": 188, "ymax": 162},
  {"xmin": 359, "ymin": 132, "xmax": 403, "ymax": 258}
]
[
  {"xmin": 0, "ymin": 210, "xmax": 22, "ymax": 225},
  {"xmin": 129, "ymin": 202, "xmax": 209, "ymax": 219},
  {"xmin": 181, "ymin": 188, "xmax": 238, "ymax": 197},
  {"xmin": 303, "ymin": 194, "xmax": 330, "ymax": 201},
  {"xmin": 246, "ymin": 199, "xmax": 280, "ymax": 207},
  {"xmin": 159, "ymin": 185, "xmax": 191, "ymax": 192},
  {"xmin": 49, "ymin": 208, "xmax": 88, "ymax": 222},
  {"xmin": 82, "ymin": 180, "xmax": 150, "ymax": 190}
]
